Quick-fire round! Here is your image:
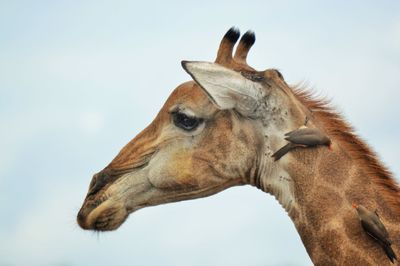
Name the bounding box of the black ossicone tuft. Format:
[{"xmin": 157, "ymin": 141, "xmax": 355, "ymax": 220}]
[
  {"xmin": 241, "ymin": 30, "xmax": 256, "ymax": 47},
  {"xmin": 224, "ymin": 27, "xmax": 240, "ymax": 43}
]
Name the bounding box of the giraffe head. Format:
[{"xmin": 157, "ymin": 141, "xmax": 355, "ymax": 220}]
[{"xmin": 77, "ymin": 28, "xmax": 306, "ymax": 231}]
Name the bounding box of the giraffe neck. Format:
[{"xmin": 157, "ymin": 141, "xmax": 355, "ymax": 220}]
[{"xmin": 255, "ymin": 140, "xmax": 400, "ymax": 266}]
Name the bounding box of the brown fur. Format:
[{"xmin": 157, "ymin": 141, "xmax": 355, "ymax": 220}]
[
  {"xmin": 316, "ymin": 150, "xmax": 350, "ymax": 186},
  {"xmin": 77, "ymin": 28, "xmax": 400, "ymax": 264},
  {"xmin": 293, "ymin": 87, "xmax": 400, "ymax": 216}
]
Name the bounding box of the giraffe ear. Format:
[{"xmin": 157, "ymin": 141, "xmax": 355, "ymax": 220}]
[{"xmin": 181, "ymin": 61, "xmax": 264, "ymax": 116}]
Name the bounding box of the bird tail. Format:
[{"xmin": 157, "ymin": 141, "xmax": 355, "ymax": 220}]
[
  {"xmin": 272, "ymin": 143, "xmax": 292, "ymax": 161},
  {"xmin": 383, "ymin": 244, "xmax": 397, "ymax": 264}
]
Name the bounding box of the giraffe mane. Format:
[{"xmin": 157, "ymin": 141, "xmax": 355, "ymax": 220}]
[
  {"xmin": 292, "ymin": 86, "xmax": 400, "ymax": 215},
  {"xmin": 214, "ymin": 28, "xmax": 400, "ymax": 214}
]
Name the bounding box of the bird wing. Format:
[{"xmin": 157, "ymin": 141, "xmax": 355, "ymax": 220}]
[
  {"xmin": 373, "ymin": 215, "xmax": 391, "ymax": 241},
  {"xmin": 285, "ymin": 128, "xmax": 317, "ymax": 138},
  {"xmin": 361, "ymin": 219, "xmax": 391, "ymax": 246},
  {"xmin": 285, "ymin": 129, "xmax": 330, "ymax": 146}
]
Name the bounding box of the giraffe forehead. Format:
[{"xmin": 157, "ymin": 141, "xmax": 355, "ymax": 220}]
[{"xmin": 162, "ymin": 81, "xmax": 217, "ymax": 117}]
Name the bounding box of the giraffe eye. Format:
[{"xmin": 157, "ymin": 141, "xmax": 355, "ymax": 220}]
[{"xmin": 172, "ymin": 112, "xmax": 203, "ymax": 131}]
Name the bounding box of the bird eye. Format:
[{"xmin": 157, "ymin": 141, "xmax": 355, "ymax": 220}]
[{"xmin": 172, "ymin": 112, "xmax": 203, "ymax": 131}]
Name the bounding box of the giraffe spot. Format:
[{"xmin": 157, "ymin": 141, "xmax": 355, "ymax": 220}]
[
  {"xmin": 317, "ymin": 150, "xmax": 350, "ymax": 186},
  {"xmin": 289, "ymin": 158, "xmax": 318, "ymax": 200},
  {"xmin": 305, "ymin": 207, "xmax": 322, "ymax": 231},
  {"xmin": 291, "ymin": 147, "xmax": 320, "ymax": 168},
  {"xmin": 342, "ymin": 248, "xmax": 373, "ymax": 266},
  {"xmin": 306, "ymin": 186, "xmax": 343, "ymax": 231},
  {"xmin": 318, "ymin": 230, "xmax": 345, "ymax": 261}
]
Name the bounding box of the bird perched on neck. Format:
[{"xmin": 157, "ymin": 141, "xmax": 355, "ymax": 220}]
[
  {"xmin": 352, "ymin": 203, "xmax": 397, "ymax": 264},
  {"xmin": 272, "ymin": 126, "xmax": 332, "ymax": 161}
]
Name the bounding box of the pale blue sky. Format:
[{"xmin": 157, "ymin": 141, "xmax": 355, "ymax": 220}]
[{"xmin": 0, "ymin": 1, "xmax": 399, "ymax": 265}]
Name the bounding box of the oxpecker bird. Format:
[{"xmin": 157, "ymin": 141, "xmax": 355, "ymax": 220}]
[
  {"xmin": 352, "ymin": 203, "xmax": 397, "ymax": 263},
  {"xmin": 272, "ymin": 126, "xmax": 332, "ymax": 161}
]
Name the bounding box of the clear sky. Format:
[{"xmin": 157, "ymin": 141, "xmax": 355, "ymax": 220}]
[{"xmin": 0, "ymin": 1, "xmax": 399, "ymax": 265}]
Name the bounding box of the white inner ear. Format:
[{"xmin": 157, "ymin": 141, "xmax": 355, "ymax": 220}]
[{"xmin": 183, "ymin": 61, "xmax": 264, "ymax": 116}]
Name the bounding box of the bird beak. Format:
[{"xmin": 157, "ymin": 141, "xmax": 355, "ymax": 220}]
[{"xmin": 352, "ymin": 202, "xmax": 358, "ymax": 209}]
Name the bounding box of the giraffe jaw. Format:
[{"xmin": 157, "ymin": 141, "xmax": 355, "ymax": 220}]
[{"xmin": 77, "ymin": 169, "xmax": 241, "ymax": 231}]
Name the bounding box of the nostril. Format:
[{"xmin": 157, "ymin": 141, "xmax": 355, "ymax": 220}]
[
  {"xmin": 89, "ymin": 173, "xmax": 98, "ymax": 190},
  {"xmin": 87, "ymin": 170, "xmax": 110, "ymax": 196}
]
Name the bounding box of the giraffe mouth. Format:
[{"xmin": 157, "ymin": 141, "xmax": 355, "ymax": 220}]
[
  {"xmin": 77, "ymin": 198, "xmax": 128, "ymax": 231},
  {"xmin": 77, "ymin": 152, "xmax": 157, "ymax": 231},
  {"xmin": 91, "ymin": 204, "xmax": 128, "ymax": 231},
  {"xmin": 77, "ymin": 169, "xmax": 149, "ymax": 231}
]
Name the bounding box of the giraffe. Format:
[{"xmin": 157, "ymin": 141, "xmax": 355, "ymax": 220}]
[{"xmin": 77, "ymin": 28, "xmax": 400, "ymax": 265}]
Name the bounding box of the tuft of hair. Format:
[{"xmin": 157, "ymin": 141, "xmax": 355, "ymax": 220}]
[
  {"xmin": 292, "ymin": 86, "xmax": 400, "ymax": 216},
  {"xmin": 224, "ymin": 27, "xmax": 240, "ymax": 43},
  {"xmin": 240, "ymin": 30, "xmax": 256, "ymax": 47}
]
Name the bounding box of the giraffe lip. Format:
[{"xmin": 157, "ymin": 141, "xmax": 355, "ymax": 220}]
[
  {"xmin": 77, "ymin": 198, "xmax": 128, "ymax": 231},
  {"xmin": 77, "ymin": 201, "xmax": 101, "ymax": 230},
  {"xmin": 91, "ymin": 206, "xmax": 128, "ymax": 231}
]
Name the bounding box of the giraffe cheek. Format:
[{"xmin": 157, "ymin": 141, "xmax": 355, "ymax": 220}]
[
  {"xmin": 167, "ymin": 150, "xmax": 199, "ymax": 188},
  {"xmin": 148, "ymin": 149, "xmax": 199, "ymax": 189}
]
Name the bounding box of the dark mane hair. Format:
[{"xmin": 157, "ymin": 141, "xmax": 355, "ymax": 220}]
[{"xmin": 293, "ymin": 86, "xmax": 400, "ymax": 215}]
